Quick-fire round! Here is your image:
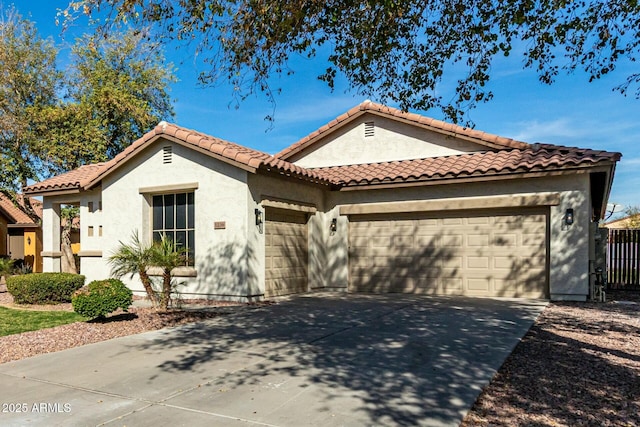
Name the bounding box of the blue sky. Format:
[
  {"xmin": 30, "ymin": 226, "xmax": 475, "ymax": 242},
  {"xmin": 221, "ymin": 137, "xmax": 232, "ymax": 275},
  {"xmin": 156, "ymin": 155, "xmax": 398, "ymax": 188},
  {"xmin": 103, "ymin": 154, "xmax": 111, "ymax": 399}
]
[{"xmin": 13, "ymin": 2, "xmax": 640, "ymax": 218}]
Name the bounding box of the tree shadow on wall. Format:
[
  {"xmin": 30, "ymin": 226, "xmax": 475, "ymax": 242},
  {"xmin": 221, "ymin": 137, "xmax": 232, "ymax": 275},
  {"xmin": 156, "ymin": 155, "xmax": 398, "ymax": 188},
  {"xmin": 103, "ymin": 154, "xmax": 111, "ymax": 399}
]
[
  {"xmin": 348, "ymin": 221, "xmax": 456, "ymax": 294},
  {"xmin": 189, "ymin": 240, "xmax": 258, "ymax": 299}
]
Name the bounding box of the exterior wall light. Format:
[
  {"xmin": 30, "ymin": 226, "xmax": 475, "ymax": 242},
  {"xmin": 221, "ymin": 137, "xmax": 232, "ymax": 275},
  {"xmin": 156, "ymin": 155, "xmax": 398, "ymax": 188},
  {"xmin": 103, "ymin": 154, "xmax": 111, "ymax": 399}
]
[
  {"xmin": 255, "ymin": 209, "xmax": 263, "ymax": 226},
  {"xmin": 27, "ymin": 236, "xmax": 32, "ymax": 245},
  {"xmin": 330, "ymin": 218, "xmax": 337, "ymax": 234},
  {"xmin": 565, "ymin": 208, "xmax": 574, "ymax": 226}
]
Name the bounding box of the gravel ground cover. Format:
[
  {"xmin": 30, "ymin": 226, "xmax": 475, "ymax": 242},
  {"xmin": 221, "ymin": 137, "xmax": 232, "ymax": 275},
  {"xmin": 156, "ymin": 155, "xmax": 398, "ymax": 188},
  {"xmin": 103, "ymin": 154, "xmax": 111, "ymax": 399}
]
[
  {"xmin": 0, "ymin": 284, "xmax": 242, "ymax": 364},
  {"xmin": 463, "ymin": 291, "xmax": 640, "ymax": 426},
  {"xmin": 1, "ymin": 284, "xmax": 639, "ymax": 425}
]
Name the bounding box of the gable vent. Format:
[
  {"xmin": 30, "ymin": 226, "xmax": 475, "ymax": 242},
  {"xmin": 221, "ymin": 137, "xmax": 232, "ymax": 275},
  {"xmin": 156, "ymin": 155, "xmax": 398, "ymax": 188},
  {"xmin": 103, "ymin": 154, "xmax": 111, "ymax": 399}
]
[
  {"xmin": 162, "ymin": 146, "xmax": 172, "ymax": 164},
  {"xmin": 364, "ymin": 121, "xmax": 375, "ymax": 137}
]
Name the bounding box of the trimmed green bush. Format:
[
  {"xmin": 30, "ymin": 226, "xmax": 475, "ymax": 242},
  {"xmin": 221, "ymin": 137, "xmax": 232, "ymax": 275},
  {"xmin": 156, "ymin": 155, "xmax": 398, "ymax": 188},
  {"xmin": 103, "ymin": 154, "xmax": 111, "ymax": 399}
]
[
  {"xmin": 0, "ymin": 257, "xmax": 13, "ymax": 278},
  {"xmin": 6, "ymin": 273, "xmax": 85, "ymax": 304},
  {"xmin": 72, "ymin": 279, "xmax": 133, "ymax": 319}
]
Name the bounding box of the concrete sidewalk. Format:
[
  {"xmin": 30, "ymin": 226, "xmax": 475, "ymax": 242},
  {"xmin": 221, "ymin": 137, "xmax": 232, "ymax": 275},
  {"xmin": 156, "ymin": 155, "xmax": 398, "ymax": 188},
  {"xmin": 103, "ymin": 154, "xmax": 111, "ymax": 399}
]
[{"xmin": 0, "ymin": 294, "xmax": 546, "ymax": 426}]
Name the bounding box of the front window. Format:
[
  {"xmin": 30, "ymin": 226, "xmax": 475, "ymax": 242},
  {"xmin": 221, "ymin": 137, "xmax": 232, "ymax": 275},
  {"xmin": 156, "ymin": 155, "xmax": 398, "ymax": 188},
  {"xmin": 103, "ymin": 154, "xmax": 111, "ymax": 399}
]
[{"xmin": 152, "ymin": 192, "xmax": 194, "ymax": 265}]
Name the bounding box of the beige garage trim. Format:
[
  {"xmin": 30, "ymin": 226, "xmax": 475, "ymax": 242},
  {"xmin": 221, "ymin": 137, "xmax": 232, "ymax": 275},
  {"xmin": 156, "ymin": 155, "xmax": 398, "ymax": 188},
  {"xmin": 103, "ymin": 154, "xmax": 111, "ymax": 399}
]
[
  {"xmin": 348, "ymin": 208, "xmax": 549, "ymax": 298},
  {"xmin": 264, "ymin": 207, "xmax": 309, "ymax": 297},
  {"xmin": 340, "ymin": 192, "xmax": 560, "ymax": 215}
]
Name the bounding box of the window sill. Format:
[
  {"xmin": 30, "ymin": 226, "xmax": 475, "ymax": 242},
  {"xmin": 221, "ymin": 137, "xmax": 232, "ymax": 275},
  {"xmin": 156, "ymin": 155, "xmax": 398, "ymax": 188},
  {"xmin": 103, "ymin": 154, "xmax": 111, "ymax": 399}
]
[{"xmin": 147, "ymin": 266, "xmax": 197, "ymax": 278}]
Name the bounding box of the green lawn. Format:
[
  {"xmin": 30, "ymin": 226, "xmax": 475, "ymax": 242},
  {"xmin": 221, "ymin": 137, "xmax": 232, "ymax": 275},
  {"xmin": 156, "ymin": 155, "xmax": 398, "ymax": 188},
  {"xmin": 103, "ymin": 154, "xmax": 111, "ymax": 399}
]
[{"xmin": 0, "ymin": 306, "xmax": 86, "ymax": 337}]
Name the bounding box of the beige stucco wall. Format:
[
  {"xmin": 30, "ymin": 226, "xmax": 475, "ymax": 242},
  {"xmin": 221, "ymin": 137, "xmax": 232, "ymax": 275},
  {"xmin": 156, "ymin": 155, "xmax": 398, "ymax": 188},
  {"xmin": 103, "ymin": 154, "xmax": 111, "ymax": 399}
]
[
  {"xmin": 36, "ymin": 119, "xmax": 597, "ymax": 302},
  {"xmin": 41, "ymin": 196, "xmax": 65, "ymax": 273},
  {"xmin": 289, "ymin": 114, "xmax": 485, "ymax": 168},
  {"xmin": 77, "ymin": 189, "xmax": 105, "ymax": 278},
  {"xmin": 326, "ymin": 172, "xmax": 593, "ymax": 301},
  {"xmin": 246, "ymin": 173, "xmax": 326, "ymax": 292},
  {"xmin": 97, "ymin": 138, "xmax": 252, "ymax": 300}
]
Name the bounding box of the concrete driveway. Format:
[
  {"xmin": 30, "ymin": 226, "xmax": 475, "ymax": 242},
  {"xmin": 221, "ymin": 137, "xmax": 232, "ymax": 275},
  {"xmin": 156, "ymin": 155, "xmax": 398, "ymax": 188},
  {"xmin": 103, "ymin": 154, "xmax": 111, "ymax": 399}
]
[{"xmin": 0, "ymin": 294, "xmax": 546, "ymax": 426}]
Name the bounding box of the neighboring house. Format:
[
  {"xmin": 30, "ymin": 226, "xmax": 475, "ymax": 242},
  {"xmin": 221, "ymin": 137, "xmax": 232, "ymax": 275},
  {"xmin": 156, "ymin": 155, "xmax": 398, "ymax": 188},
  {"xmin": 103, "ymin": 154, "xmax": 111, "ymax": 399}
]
[
  {"xmin": 0, "ymin": 192, "xmax": 43, "ymax": 272},
  {"xmin": 24, "ymin": 101, "xmax": 620, "ymax": 301},
  {"xmin": 604, "ymin": 215, "xmax": 640, "ymax": 229}
]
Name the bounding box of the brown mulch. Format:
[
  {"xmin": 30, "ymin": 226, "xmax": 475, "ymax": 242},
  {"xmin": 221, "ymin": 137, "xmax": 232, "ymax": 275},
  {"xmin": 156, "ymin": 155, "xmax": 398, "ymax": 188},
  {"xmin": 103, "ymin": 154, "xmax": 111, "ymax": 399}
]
[
  {"xmin": 2, "ymin": 284, "xmax": 639, "ymax": 425},
  {"xmin": 463, "ymin": 290, "xmax": 640, "ymax": 426}
]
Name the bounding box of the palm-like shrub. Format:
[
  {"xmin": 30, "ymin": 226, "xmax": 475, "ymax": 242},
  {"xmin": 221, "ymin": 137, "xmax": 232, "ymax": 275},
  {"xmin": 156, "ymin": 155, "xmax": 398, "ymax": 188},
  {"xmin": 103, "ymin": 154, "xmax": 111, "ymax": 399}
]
[
  {"xmin": 149, "ymin": 234, "xmax": 188, "ymax": 310},
  {"xmin": 108, "ymin": 231, "xmax": 159, "ymax": 307},
  {"xmin": 108, "ymin": 232, "xmax": 188, "ymax": 310}
]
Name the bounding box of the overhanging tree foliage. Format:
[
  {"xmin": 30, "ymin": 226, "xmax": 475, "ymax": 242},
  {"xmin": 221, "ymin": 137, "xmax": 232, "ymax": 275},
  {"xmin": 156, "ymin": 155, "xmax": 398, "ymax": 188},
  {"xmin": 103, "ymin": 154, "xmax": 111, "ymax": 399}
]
[
  {"xmin": 36, "ymin": 30, "xmax": 176, "ymax": 176},
  {"xmin": 0, "ymin": 6, "xmax": 60, "ymax": 191},
  {"xmin": 64, "ymin": 0, "xmax": 640, "ymax": 124},
  {"xmin": 1, "ymin": 7, "xmax": 175, "ymax": 192}
]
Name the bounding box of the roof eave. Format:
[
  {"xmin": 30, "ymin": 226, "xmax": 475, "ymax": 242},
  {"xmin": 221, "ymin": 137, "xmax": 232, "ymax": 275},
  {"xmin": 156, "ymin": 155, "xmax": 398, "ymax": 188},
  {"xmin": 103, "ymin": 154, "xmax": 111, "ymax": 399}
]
[
  {"xmin": 598, "ymin": 159, "xmax": 619, "ymax": 220},
  {"xmin": 257, "ymin": 165, "xmax": 335, "ymax": 188},
  {"xmin": 82, "ymin": 133, "xmax": 263, "ymax": 191},
  {"xmin": 7, "ymin": 223, "xmax": 39, "ymax": 228},
  {"xmin": 335, "ymin": 164, "xmax": 605, "ymax": 191},
  {"xmin": 22, "ymin": 187, "xmax": 81, "ymax": 197}
]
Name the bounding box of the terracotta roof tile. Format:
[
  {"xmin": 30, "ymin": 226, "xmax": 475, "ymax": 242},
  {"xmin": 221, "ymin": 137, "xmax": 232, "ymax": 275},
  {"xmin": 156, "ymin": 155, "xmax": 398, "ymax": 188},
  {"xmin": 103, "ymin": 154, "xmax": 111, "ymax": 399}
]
[
  {"xmin": 313, "ymin": 145, "xmax": 621, "ymax": 187},
  {"xmin": 275, "ymin": 100, "xmax": 528, "ymax": 160},
  {"xmin": 0, "ymin": 193, "xmax": 40, "ymax": 225},
  {"xmin": 24, "ymin": 122, "xmax": 334, "ymax": 195},
  {"xmin": 23, "ymin": 110, "xmax": 621, "ymax": 196},
  {"xmin": 23, "ymin": 163, "xmax": 110, "ymax": 194}
]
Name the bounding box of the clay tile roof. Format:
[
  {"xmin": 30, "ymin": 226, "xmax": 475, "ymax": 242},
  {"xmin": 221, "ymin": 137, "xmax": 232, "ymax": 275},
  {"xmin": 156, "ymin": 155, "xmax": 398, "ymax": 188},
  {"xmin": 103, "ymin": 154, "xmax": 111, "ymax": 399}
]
[
  {"xmin": 24, "ymin": 122, "xmax": 334, "ymax": 195},
  {"xmin": 275, "ymin": 100, "xmax": 528, "ymax": 160},
  {"xmin": 0, "ymin": 192, "xmax": 40, "ymax": 225},
  {"xmin": 23, "ymin": 163, "xmax": 110, "ymax": 195},
  {"xmin": 313, "ymin": 145, "xmax": 621, "ymax": 187},
  {"xmin": 23, "ymin": 114, "xmax": 621, "ymax": 196}
]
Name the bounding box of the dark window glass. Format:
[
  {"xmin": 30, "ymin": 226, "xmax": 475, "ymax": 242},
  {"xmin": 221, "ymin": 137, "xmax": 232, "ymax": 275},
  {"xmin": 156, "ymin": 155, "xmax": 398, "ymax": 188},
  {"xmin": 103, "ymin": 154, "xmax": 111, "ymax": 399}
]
[
  {"xmin": 187, "ymin": 193, "xmax": 194, "ymax": 228},
  {"xmin": 176, "ymin": 193, "xmax": 186, "ymax": 229},
  {"xmin": 164, "ymin": 194, "xmax": 174, "ymax": 229},
  {"xmin": 176, "ymin": 231, "xmax": 186, "ymax": 247},
  {"xmin": 187, "ymin": 230, "xmax": 194, "ymax": 260},
  {"xmin": 151, "ymin": 192, "xmax": 195, "ymax": 266},
  {"xmin": 152, "ymin": 196, "xmax": 163, "ymax": 230}
]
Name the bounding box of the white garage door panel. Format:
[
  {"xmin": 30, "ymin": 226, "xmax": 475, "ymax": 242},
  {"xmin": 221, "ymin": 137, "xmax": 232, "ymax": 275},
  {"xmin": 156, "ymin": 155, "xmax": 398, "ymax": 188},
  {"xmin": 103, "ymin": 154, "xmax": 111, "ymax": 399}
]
[
  {"xmin": 349, "ymin": 209, "xmax": 548, "ymax": 298},
  {"xmin": 265, "ymin": 208, "xmax": 309, "ymax": 297}
]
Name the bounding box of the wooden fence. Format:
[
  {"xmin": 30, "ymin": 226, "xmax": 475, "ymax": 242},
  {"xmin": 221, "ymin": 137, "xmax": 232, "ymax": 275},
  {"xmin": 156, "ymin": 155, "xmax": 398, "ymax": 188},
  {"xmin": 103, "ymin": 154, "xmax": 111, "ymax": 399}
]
[{"xmin": 607, "ymin": 229, "xmax": 640, "ymax": 290}]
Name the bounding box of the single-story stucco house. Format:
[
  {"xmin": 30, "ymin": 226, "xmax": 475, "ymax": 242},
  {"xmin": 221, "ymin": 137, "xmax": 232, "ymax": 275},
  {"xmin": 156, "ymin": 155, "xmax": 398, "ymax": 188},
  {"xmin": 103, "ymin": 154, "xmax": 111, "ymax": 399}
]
[
  {"xmin": 0, "ymin": 193, "xmax": 43, "ymax": 272},
  {"xmin": 24, "ymin": 101, "xmax": 620, "ymax": 301}
]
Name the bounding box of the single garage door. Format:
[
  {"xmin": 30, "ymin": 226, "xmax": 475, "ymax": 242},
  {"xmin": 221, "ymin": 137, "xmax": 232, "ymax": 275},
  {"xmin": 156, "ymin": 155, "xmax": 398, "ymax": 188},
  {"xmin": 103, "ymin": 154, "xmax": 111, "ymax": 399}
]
[
  {"xmin": 349, "ymin": 208, "xmax": 548, "ymax": 298},
  {"xmin": 265, "ymin": 207, "xmax": 309, "ymax": 297}
]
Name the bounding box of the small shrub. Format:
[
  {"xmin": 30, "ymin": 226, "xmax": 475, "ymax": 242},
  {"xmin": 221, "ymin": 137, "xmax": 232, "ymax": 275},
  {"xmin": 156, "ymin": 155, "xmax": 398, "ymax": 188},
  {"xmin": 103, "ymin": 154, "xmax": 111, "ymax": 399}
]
[
  {"xmin": 6, "ymin": 273, "xmax": 85, "ymax": 304},
  {"xmin": 72, "ymin": 279, "xmax": 133, "ymax": 319},
  {"xmin": 0, "ymin": 257, "xmax": 13, "ymax": 278},
  {"xmin": 13, "ymin": 263, "xmax": 32, "ymax": 275}
]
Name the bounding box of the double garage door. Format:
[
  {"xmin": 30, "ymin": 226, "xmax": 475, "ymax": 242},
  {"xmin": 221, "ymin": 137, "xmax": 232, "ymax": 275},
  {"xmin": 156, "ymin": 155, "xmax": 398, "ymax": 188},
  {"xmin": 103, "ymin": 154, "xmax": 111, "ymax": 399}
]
[
  {"xmin": 349, "ymin": 208, "xmax": 549, "ymax": 298},
  {"xmin": 262, "ymin": 206, "xmax": 549, "ymax": 299}
]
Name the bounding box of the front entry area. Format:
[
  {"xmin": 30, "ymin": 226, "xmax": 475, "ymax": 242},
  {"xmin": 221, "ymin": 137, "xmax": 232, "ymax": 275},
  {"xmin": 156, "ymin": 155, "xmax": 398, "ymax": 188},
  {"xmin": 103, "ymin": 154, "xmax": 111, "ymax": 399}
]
[
  {"xmin": 264, "ymin": 207, "xmax": 309, "ymax": 297},
  {"xmin": 348, "ymin": 208, "xmax": 549, "ymax": 298}
]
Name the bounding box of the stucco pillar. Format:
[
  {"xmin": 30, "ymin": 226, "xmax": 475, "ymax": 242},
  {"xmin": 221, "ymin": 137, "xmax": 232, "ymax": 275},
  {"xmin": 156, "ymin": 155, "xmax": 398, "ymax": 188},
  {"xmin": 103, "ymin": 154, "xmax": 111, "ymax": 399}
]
[
  {"xmin": 41, "ymin": 199, "xmax": 62, "ymax": 272},
  {"xmin": 549, "ymin": 188, "xmax": 590, "ymax": 301}
]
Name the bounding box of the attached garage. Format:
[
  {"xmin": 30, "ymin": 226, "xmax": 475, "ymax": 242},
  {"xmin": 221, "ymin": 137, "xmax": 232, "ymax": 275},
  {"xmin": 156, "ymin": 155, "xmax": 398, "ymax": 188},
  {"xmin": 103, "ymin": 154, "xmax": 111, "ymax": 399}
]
[
  {"xmin": 25, "ymin": 101, "xmax": 620, "ymax": 302},
  {"xmin": 348, "ymin": 208, "xmax": 549, "ymax": 298},
  {"xmin": 264, "ymin": 207, "xmax": 309, "ymax": 297}
]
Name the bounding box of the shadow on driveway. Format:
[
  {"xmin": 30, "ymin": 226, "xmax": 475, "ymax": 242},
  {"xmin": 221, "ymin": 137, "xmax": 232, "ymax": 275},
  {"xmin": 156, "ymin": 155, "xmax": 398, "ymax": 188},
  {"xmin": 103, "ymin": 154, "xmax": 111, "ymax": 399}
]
[{"xmin": 130, "ymin": 294, "xmax": 546, "ymax": 426}]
